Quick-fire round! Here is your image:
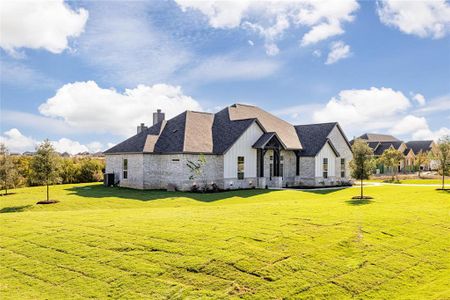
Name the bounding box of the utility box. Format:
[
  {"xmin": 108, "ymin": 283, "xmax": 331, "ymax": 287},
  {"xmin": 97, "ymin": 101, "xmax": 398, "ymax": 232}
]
[{"xmin": 104, "ymin": 173, "xmax": 115, "ymax": 187}]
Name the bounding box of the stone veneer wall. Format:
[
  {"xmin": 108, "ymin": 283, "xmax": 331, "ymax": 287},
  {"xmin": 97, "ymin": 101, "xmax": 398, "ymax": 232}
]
[
  {"xmin": 105, "ymin": 154, "xmax": 144, "ymax": 189},
  {"xmin": 143, "ymin": 154, "xmax": 224, "ymax": 191},
  {"xmin": 326, "ymin": 126, "xmax": 353, "ymax": 183},
  {"xmin": 106, "ymin": 153, "xmax": 224, "ymax": 191}
]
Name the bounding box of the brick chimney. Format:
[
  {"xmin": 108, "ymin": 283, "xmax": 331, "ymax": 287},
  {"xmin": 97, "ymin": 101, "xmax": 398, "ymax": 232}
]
[
  {"xmin": 137, "ymin": 123, "xmax": 147, "ymax": 134},
  {"xmin": 153, "ymin": 109, "xmax": 165, "ymax": 125}
]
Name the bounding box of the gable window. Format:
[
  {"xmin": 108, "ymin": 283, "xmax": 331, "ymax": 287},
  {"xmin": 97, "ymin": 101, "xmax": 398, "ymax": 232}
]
[
  {"xmin": 123, "ymin": 158, "xmax": 128, "ymax": 179},
  {"xmin": 237, "ymin": 156, "xmax": 244, "ymax": 180},
  {"xmin": 323, "ymin": 158, "xmax": 328, "ymax": 179},
  {"xmin": 341, "ymin": 158, "xmax": 345, "ymax": 178}
]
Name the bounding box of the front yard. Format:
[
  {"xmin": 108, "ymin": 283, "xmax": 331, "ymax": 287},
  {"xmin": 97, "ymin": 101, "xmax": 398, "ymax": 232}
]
[{"xmin": 0, "ymin": 183, "xmax": 449, "ymax": 299}]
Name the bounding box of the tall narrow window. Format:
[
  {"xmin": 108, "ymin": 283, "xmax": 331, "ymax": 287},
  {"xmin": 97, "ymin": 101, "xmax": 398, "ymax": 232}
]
[
  {"xmin": 123, "ymin": 158, "xmax": 128, "ymax": 179},
  {"xmin": 237, "ymin": 156, "xmax": 244, "ymax": 179},
  {"xmin": 323, "ymin": 158, "xmax": 328, "ymax": 178},
  {"xmin": 341, "ymin": 158, "xmax": 345, "ymax": 178},
  {"xmin": 280, "ymin": 155, "xmax": 284, "ymax": 178}
]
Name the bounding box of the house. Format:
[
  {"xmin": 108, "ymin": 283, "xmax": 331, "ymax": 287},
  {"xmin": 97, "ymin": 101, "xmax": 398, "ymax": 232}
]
[
  {"xmin": 354, "ymin": 133, "xmax": 436, "ymax": 174},
  {"xmin": 104, "ymin": 104, "xmax": 353, "ymax": 191},
  {"xmin": 405, "ymin": 140, "xmax": 436, "ymax": 171}
]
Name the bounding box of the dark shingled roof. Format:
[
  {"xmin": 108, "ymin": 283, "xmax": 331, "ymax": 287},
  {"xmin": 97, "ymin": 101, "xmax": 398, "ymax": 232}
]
[
  {"xmin": 373, "ymin": 141, "xmax": 404, "ymax": 156},
  {"xmin": 406, "ymin": 140, "xmax": 433, "ymax": 155},
  {"xmin": 153, "ymin": 112, "xmax": 186, "ymax": 153},
  {"xmin": 294, "ymin": 122, "xmax": 337, "ymax": 156},
  {"xmin": 359, "ymin": 133, "xmax": 399, "ymax": 142},
  {"xmin": 252, "ymin": 133, "xmax": 277, "ymax": 149},
  {"xmin": 106, "ymin": 107, "xmax": 256, "ymax": 155},
  {"xmin": 104, "ymin": 121, "xmax": 164, "ymax": 154},
  {"xmin": 211, "ymin": 108, "xmax": 255, "ymax": 154}
]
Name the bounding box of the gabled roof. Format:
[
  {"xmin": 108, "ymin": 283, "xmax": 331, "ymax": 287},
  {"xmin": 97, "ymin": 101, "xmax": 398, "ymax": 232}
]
[
  {"xmin": 359, "ymin": 133, "xmax": 399, "ymax": 142},
  {"xmin": 294, "ymin": 122, "xmax": 338, "ymax": 156},
  {"xmin": 104, "ymin": 106, "xmax": 257, "ymax": 155},
  {"xmin": 211, "ymin": 108, "xmax": 256, "ymax": 154},
  {"xmin": 326, "ymin": 139, "xmax": 340, "ymax": 157},
  {"xmin": 406, "ymin": 140, "xmax": 433, "ymax": 155},
  {"xmin": 228, "ymin": 104, "xmax": 302, "ymax": 150},
  {"xmin": 252, "ymin": 132, "xmax": 284, "ymax": 149},
  {"xmin": 373, "ymin": 141, "xmax": 404, "ymax": 156}
]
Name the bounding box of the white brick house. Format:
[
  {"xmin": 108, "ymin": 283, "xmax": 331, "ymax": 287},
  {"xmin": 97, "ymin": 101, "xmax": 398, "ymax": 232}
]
[{"xmin": 104, "ymin": 104, "xmax": 353, "ymax": 190}]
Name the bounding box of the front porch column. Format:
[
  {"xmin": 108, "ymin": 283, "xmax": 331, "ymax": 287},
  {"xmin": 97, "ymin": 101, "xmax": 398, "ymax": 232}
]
[{"xmin": 273, "ymin": 148, "xmax": 280, "ymax": 177}]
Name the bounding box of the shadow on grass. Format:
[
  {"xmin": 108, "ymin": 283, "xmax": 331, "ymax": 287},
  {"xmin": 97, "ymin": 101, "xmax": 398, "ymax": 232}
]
[
  {"xmin": 66, "ymin": 183, "xmax": 273, "ymax": 202},
  {"xmin": 0, "ymin": 205, "xmax": 33, "ymax": 213},
  {"xmin": 345, "ymin": 199, "xmax": 373, "ymax": 206},
  {"xmin": 301, "ymin": 187, "xmax": 349, "ymax": 195},
  {"xmin": 0, "ymin": 192, "xmax": 17, "ymax": 197}
]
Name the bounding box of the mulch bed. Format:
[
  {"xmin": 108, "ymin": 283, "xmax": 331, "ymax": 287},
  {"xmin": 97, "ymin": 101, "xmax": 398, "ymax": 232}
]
[
  {"xmin": 351, "ymin": 196, "xmax": 374, "ymax": 200},
  {"xmin": 0, "ymin": 193, "xmax": 16, "ymax": 197},
  {"xmin": 36, "ymin": 200, "xmax": 60, "ymax": 205}
]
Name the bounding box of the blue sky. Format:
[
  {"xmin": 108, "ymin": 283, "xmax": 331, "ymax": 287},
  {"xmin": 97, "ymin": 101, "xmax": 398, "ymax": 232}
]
[{"xmin": 1, "ymin": 0, "xmax": 449, "ymax": 154}]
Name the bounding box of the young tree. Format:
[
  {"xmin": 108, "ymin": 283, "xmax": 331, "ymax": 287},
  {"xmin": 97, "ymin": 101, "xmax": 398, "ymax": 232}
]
[
  {"xmin": 0, "ymin": 143, "xmax": 17, "ymax": 195},
  {"xmin": 379, "ymin": 148, "xmax": 404, "ymax": 181},
  {"xmin": 430, "ymin": 135, "xmax": 450, "ymax": 190},
  {"xmin": 349, "ymin": 139, "xmax": 375, "ymax": 199},
  {"xmin": 31, "ymin": 140, "xmax": 60, "ymax": 201},
  {"xmin": 186, "ymin": 154, "xmax": 207, "ymax": 191},
  {"xmin": 414, "ymin": 151, "xmax": 429, "ymax": 177}
]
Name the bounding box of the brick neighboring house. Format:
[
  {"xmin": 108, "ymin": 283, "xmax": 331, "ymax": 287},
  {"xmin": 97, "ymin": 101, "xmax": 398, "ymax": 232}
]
[
  {"xmin": 353, "ymin": 133, "xmax": 437, "ymax": 174},
  {"xmin": 104, "ymin": 104, "xmax": 353, "ymax": 190}
]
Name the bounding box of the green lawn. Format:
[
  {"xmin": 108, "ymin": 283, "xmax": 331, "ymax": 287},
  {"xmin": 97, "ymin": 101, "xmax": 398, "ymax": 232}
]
[
  {"xmin": 1, "ymin": 184, "xmax": 449, "ymax": 299},
  {"xmin": 366, "ymin": 178, "xmax": 449, "ymax": 185}
]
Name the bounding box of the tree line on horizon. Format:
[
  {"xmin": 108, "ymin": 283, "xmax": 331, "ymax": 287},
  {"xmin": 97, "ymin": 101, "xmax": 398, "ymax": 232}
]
[{"xmin": 0, "ymin": 141, "xmax": 105, "ymax": 196}]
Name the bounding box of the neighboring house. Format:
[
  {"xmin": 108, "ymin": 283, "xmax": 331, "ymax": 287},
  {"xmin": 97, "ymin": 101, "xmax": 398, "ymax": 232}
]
[
  {"xmin": 405, "ymin": 140, "xmax": 437, "ymax": 171},
  {"xmin": 104, "ymin": 104, "xmax": 353, "ymax": 191},
  {"xmin": 353, "ymin": 133, "xmax": 436, "ymax": 174}
]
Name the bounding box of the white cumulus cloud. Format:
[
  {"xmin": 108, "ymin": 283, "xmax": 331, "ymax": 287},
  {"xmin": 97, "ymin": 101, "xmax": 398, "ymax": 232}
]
[
  {"xmin": 412, "ymin": 93, "xmax": 426, "ymax": 106},
  {"xmin": 38, "ymin": 81, "xmax": 202, "ymax": 137},
  {"xmin": 175, "ymin": 0, "xmax": 359, "ymax": 55},
  {"xmin": 0, "ymin": 129, "xmax": 37, "ymax": 153},
  {"xmin": 377, "ymin": 0, "xmax": 450, "ymax": 39},
  {"xmin": 390, "ymin": 115, "xmax": 429, "ymax": 135},
  {"xmin": 0, "ymin": 0, "xmax": 88, "ymax": 55},
  {"xmin": 313, "ymin": 87, "xmax": 411, "ymax": 128},
  {"xmin": 325, "ymin": 41, "xmax": 351, "ymax": 64},
  {"xmin": 390, "ymin": 114, "xmax": 449, "ymax": 141},
  {"xmin": 0, "ymin": 128, "xmax": 107, "ymax": 155}
]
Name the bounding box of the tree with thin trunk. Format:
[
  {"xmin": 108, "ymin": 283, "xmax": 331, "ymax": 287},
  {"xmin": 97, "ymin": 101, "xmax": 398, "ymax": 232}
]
[
  {"xmin": 379, "ymin": 148, "xmax": 404, "ymax": 181},
  {"xmin": 430, "ymin": 135, "xmax": 450, "ymax": 190},
  {"xmin": 414, "ymin": 151, "xmax": 429, "ymax": 178},
  {"xmin": 0, "ymin": 143, "xmax": 17, "ymax": 195},
  {"xmin": 349, "ymin": 139, "xmax": 375, "ymax": 199},
  {"xmin": 31, "ymin": 140, "xmax": 60, "ymax": 202}
]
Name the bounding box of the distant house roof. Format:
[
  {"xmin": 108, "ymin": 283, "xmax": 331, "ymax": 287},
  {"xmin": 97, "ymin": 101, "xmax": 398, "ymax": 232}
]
[
  {"xmin": 373, "ymin": 141, "xmax": 404, "ymax": 156},
  {"xmin": 294, "ymin": 122, "xmax": 348, "ymax": 157},
  {"xmin": 358, "ymin": 133, "xmax": 400, "ymax": 142},
  {"xmin": 405, "ymin": 140, "xmax": 433, "ymax": 155}
]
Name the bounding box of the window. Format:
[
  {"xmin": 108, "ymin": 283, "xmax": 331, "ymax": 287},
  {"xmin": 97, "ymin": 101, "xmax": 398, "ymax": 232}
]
[
  {"xmin": 123, "ymin": 158, "xmax": 128, "ymax": 179},
  {"xmin": 237, "ymin": 156, "xmax": 244, "ymax": 179},
  {"xmin": 323, "ymin": 158, "xmax": 328, "ymax": 179},
  {"xmin": 341, "ymin": 158, "xmax": 345, "ymax": 178}
]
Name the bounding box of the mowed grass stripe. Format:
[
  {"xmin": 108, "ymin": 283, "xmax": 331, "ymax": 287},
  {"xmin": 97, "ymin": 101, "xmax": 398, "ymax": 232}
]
[{"xmin": 1, "ymin": 183, "xmax": 449, "ymax": 299}]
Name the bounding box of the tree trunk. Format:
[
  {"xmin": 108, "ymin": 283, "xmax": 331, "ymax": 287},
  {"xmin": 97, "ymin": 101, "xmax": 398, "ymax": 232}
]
[
  {"xmin": 46, "ymin": 182, "xmax": 49, "ymax": 201},
  {"xmin": 5, "ymin": 179, "xmax": 7, "ymax": 195},
  {"xmin": 443, "ymin": 172, "xmax": 445, "ymax": 190},
  {"xmin": 360, "ymin": 163, "xmax": 364, "ymax": 199}
]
